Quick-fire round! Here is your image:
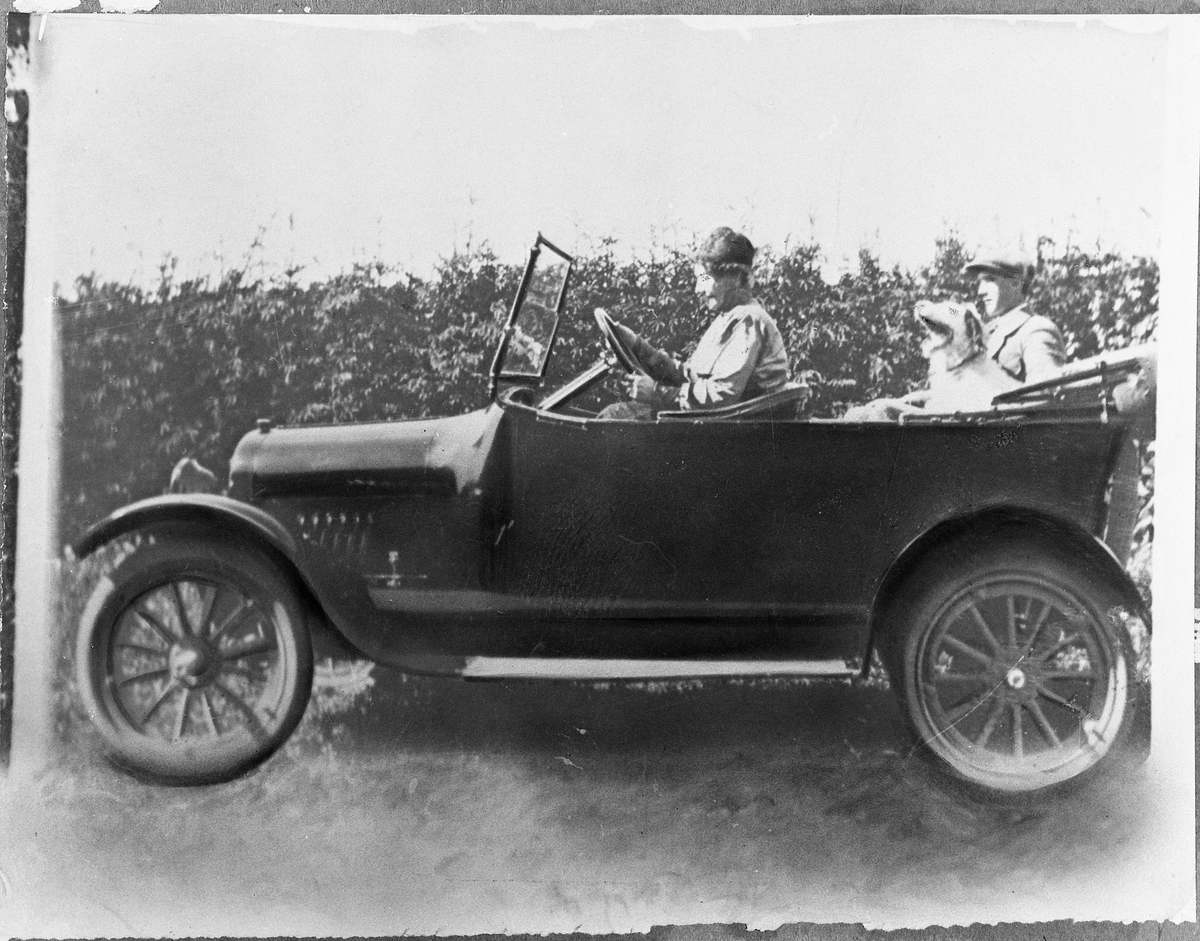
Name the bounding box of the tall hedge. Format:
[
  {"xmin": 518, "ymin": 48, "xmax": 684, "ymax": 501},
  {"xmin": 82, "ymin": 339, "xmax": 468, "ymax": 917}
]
[{"xmin": 58, "ymin": 235, "xmax": 1157, "ymax": 545}]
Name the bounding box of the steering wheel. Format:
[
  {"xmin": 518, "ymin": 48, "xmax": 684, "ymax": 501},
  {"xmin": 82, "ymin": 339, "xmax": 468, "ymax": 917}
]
[{"xmin": 594, "ymin": 308, "xmax": 649, "ymax": 376}]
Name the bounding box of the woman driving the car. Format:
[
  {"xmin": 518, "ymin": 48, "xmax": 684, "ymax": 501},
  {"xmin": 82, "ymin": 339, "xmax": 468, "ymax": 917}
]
[{"xmin": 599, "ymin": 227, "xmax": 790, "ymax": 420}]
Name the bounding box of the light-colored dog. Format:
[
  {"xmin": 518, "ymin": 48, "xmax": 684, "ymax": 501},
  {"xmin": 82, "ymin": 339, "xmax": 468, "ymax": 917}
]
[
  {"xmin": 844, "ymin": 301, "xmax": 1020, "ymax": 420},
  {"xmin": 915, "ymin": 300, "xmax": 1021, "ymax": 411}
]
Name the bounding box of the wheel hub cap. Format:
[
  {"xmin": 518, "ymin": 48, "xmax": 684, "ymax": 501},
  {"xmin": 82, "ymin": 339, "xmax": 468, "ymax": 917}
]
[{"xmin": 169, "ymin": 640, "xmax": 216, "ymax": 688}]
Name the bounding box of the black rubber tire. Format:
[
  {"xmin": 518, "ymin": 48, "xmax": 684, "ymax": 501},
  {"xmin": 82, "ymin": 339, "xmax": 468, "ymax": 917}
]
[
  {"xmin": 74, "ymin": 528, "xmax": 314, "ymax": 785},
  {"xmin": 882, "ymin": 531, "xmax": 1149, "ymax": 802}
]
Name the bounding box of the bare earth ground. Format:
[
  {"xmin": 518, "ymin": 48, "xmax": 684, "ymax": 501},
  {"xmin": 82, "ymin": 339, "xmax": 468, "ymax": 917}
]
[{"xmin": 0, "ymin": 670, "xmax": 1177, "ymax": 937}]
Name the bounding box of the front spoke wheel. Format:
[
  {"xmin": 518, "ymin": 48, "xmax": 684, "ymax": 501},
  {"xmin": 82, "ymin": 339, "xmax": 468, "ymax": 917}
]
[{"xmin": 78, "ymin": 532, "xmax": 314, "ymax": 785}]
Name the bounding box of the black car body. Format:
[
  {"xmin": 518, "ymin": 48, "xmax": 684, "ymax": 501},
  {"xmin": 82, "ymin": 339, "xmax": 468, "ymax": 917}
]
[{"xmin": 72, "ymin": 235, "xmax": 1153, "ymax": 798}]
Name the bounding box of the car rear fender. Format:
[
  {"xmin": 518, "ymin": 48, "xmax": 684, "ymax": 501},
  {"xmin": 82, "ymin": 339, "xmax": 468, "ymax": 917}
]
[
  {"xmin": 72, "ymin": 494, "xmax": 360, "ymax": 660},
  {"xmin": 862, "ymin": 506, "xmax": 1149, "ymax": 677}
]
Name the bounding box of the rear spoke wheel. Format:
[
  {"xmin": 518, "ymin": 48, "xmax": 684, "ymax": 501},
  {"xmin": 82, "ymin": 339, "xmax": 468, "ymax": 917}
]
[
  {"xmin": 1027, "ymin": 699, "xmax": 1062, "ymax": 748},
  {"xmin": 893, "ymin": 538, "xmax": 1142, "ymax": 799},
  {"xmin": 974, "ymin": 700, "xmax": 1004, "ymax": 747}
]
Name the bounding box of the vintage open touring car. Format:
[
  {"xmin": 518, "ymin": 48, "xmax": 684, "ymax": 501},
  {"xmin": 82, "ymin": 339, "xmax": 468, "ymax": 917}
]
[{"xmin": 72, "ymin": 235, "xmax": 1154, "ymax": 799}]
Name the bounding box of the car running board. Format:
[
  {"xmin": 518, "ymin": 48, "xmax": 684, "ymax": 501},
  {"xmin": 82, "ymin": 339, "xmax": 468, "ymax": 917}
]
[{"xmin": 460, "ymin": 656, "xmax": 858, "ymax": 681}]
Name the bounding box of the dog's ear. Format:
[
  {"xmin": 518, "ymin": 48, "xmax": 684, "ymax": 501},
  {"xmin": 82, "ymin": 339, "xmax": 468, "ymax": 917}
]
[{"xmin": 959, "ymin": 303, "xmax": 985, "ymax": 351}]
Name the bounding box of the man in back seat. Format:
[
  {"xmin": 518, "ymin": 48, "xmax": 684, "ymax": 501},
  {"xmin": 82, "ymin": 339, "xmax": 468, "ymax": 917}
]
[
  {"xmin": 964, "ymin": 251, "xmax": 1065, "ymax": 384},
  {"xmin": 600, "ymin": 227, "xmax": 790, "ymax": 420}
]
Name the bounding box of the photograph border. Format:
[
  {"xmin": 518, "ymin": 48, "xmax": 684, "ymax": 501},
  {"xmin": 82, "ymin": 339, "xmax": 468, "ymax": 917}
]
[{"xmin": 1, "ymin": 5, "xmax": 1196, "ymax": 939}]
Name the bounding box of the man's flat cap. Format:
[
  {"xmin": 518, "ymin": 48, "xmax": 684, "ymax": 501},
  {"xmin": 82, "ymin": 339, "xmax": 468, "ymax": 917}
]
[{"xmin": 963, "ymin": 253, "xmax": 1036, "ymax": 284}]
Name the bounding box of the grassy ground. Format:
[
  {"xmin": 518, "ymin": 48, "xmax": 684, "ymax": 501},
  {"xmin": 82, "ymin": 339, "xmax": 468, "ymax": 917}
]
[{"xmin": 0, "ymin": 668, "xmax": 1178, "ymax": 937}]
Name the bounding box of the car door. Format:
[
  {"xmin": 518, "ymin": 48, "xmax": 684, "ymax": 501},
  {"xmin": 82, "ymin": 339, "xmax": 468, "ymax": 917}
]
[{"xmin": 496, "ymin": 405, "xmax": 899, "ymax": 650}]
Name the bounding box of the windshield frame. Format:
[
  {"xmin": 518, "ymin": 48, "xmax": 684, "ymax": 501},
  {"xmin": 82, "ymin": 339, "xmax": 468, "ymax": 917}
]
[{"xmin": 488, "ymin": 234, "xmax": 575, "ymax": 398}]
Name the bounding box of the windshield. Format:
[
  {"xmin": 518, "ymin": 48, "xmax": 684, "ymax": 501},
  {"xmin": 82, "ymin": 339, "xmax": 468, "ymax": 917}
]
[{"xmin": 493, "ymin": 236, "xmax": 573, "ymax": 383}]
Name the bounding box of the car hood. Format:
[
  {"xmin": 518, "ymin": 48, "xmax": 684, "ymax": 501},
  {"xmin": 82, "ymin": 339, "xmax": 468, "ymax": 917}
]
[{"xmin": 229, "ymin": 406, "xmax": 505, "ymax": 501}]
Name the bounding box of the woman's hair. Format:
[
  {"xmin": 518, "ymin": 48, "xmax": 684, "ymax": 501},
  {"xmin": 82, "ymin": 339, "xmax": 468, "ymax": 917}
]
[{"xmin": 697, "ymin": 227, "xmax": 755, "ymax": 280}]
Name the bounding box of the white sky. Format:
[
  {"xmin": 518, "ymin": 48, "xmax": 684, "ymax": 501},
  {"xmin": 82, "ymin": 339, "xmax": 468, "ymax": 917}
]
[{"xmin": 31, "ymin": 14, "xmax": 1168, "ymax": 292}]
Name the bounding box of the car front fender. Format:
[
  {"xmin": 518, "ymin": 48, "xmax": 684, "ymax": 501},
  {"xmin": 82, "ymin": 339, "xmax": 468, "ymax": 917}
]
[{"xmin": 72, "ymin": 493, "xmax": 298, "ymax": 561}]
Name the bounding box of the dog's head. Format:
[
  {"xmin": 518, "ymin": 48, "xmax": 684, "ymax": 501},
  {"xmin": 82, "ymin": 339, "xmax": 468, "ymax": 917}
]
[{"xmin": 915, "ymin": 300, "xmax": 985, "ymax": 370}]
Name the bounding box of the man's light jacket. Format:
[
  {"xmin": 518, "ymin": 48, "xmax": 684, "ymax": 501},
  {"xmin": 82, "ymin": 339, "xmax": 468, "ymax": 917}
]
[{"xmin": 986, "ymin": 304, "xmax": 1066, "ymax": 383}]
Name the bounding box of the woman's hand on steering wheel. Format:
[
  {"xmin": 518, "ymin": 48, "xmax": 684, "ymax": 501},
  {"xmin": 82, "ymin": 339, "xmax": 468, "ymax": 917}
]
[{"xmin": 594, "ymin": 307, "xmax": 650, "ymax": 376}]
